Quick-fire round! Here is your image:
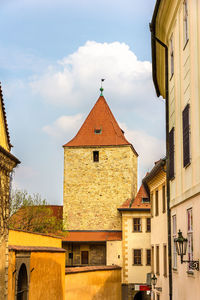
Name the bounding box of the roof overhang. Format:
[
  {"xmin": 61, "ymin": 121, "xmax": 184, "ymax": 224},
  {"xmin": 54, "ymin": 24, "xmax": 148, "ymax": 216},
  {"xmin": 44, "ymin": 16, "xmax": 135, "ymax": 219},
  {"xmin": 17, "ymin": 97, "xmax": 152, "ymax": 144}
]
[{"xmin": 62, "ymin": 231, "xmax": 122, "ymax": 242}]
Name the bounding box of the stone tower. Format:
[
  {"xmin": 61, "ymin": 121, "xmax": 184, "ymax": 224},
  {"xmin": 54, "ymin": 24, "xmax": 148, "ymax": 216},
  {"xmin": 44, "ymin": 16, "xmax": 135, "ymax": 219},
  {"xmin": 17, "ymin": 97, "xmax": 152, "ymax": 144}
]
[{"xmin": 63, "ymin": 94, "xmax": 138, "ymax": 232}]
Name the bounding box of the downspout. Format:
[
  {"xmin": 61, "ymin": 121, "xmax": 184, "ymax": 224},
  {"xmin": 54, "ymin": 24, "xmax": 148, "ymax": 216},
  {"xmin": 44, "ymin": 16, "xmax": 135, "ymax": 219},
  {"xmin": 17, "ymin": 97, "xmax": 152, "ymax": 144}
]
[{"xmin": 149, "ymin": 27, "xmax": 172, "ymax": 300}]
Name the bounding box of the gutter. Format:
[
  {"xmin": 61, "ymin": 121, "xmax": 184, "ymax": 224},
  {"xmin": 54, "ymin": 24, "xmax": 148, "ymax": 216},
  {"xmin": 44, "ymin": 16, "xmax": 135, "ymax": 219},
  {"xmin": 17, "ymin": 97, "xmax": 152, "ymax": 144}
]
[{"xmin": 150, "ymin": 4, "xmax": 172, "ymax": 300}]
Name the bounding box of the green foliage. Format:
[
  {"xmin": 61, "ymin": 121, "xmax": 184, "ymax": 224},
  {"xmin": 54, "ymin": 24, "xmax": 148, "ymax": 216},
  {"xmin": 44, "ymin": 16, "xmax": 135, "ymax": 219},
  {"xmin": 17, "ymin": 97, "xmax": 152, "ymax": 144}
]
[{"xmin": 9, "ymin": 189, "xmax": 64, "ymax": 235}]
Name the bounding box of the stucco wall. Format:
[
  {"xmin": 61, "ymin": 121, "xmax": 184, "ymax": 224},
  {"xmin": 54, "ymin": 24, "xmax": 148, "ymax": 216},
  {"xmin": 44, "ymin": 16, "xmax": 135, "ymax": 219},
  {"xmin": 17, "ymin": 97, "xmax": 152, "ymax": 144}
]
[
  {"xmin": 65, "ymin": 266, "xmax": 121, "ymax": 300},
  {"xmin": 8, "ymin": 229, "xmax": 62, "ymax": 248},
  {"xmin": 122, "ymin": 211, "xmax": 151, "ymax": 285},
  {"xmin": 171, "ymin": 194, "xmax": 200, "ymax": 300},
  {"xmin": 63, "ymin": 146, "xmax": 137, "ymax": 231},
  {"xmin": 8, "ymin": 251, "xmax": 65, "ymax": 300},
  {"xmin": 107, "ymin": 241, "xmax": 122, "ymax": 267},
  {"xmin": 147, "ymin": 171, "xmax": 168, "ymax": 300}
]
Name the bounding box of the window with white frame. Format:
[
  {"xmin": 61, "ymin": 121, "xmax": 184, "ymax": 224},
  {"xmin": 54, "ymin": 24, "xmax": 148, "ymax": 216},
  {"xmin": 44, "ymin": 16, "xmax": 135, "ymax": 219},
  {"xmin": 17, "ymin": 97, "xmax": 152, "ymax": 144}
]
[
  {"xmin": 187, "ymin": 208, "xmax": 193, "ymax": 271},
  {"xmin": 183, "ymin": 0, "xmax": 189, "ymax": 46},
  {"xmin": 172, "ymin": 215, "xmax": 177, "ymax": 269},
  {"xmin": 170, "ymin": 35, "xmax": 174, "ymax": 77}
]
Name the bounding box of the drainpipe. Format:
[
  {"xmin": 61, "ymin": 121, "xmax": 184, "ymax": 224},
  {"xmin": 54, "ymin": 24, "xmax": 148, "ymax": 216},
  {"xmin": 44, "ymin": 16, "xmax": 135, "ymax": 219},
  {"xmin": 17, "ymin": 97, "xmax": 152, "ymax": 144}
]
[{"xmin": 149, "ymin": 26, "xmax": 172, "ymax": 300}]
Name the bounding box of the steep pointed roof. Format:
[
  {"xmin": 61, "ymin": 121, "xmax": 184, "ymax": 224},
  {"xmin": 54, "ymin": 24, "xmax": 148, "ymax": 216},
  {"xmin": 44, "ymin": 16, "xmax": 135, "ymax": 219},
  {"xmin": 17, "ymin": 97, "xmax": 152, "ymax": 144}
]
[
  {"xmin": 0, "ymin": 83, "xmax": 12, "ymax": 150},
  {"xmin": 118, "ymin": 184, "xmax": 150, "ymax": 211},
  {"xmin": 64, "ymin": 96, "xmax": 137, "ymax": 154}
]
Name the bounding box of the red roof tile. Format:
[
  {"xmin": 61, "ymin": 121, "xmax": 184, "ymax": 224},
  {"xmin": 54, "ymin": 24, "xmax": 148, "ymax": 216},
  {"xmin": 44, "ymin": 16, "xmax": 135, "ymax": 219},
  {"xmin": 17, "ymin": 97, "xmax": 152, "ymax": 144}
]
[
  {"xmin": 62, "ymin": 231, "xmax": 122, "ymax": 242},
  {"xmin": 63, "ymin": 96, "xmax": 137, "ymax": 155},
  {"xmin": 119, "ymin": 184, "xmax": 150, "ymax": 210}
]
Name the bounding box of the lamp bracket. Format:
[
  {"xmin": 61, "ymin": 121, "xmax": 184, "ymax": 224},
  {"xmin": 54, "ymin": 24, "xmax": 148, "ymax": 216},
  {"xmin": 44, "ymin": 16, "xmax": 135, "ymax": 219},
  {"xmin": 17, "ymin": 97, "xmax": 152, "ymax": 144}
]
[{"xmin": 182, "ymin": 259, "xmax": 199, "ymax": 271}]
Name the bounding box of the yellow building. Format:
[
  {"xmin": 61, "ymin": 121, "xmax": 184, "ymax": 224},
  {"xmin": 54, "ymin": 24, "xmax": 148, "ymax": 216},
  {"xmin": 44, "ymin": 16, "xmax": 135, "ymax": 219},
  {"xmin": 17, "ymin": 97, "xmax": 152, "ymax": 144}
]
[
  {"xmin": 0, "ymin": 84, "xmax": 20, "ymax": 299},
  {"xmin": 118, "ymin": 184, "xmax": 151, "ymax": 300},
  {"xmin": 150, "ymin": 1, "xmax": 200, "ymax": 299},
  {"xmin": 8, "ymin": 229, "xmax": 66, "ymax": 300},
  {"xmin": 143, "ymin": 159, "xmax": 168, "ymax": 300},
  {"xmin": 63, "ymin": 92, "xmax": 138, "ymax": 267}
]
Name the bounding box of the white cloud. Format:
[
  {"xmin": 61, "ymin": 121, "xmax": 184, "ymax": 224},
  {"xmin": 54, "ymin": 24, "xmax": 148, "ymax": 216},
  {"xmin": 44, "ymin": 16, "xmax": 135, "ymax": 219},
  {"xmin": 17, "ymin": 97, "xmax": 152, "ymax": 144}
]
[
  {"xmin": 30, "ymin": 41, "xmax": 154, "ymax": 108},
  {"xmin": 120, "ymin": 122, "xmax": 165, "ymax": 180},
  {"xmin": 43, "ymin": 114, "xmax": 84, "ymax": 142}
]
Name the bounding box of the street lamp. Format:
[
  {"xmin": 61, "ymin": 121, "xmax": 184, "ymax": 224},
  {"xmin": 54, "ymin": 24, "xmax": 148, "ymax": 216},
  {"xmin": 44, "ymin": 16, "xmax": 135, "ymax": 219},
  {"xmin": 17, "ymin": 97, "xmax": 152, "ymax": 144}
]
[
  {"xmin": 151, "ymin": 274, "xmax": 157, "ymax": 288},
  {"xmin": 174, "ymin": 229, "xmax": 199, "ymax": 271}
]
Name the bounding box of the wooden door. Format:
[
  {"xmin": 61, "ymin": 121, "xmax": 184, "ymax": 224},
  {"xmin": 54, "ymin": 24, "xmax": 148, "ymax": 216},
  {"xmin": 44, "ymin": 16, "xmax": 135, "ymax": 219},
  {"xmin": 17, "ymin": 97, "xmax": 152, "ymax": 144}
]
[{"xmin": 81, "ymin": 251, "xmax": 88, "ymax": 264}]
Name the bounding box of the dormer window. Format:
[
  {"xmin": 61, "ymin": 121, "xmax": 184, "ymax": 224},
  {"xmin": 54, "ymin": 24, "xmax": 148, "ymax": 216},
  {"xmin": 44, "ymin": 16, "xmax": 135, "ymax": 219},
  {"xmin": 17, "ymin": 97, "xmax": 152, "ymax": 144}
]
[
  {"xmin": 94, "ymin": 128, "xmax": 102, "ymax": 134},
  {"xmin": 142, "ymin": 197, "xmax": 150, "ymax": 203},
  {"xmin": 93, "ymin": 151, "xmax": 99, "ymax": 162}
]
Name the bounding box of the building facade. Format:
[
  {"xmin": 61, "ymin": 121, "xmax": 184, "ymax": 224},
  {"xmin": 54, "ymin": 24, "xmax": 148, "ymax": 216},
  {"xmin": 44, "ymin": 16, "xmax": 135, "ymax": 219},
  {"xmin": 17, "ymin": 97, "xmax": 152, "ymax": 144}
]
[
  {"xmin": 0, "ymin": 84, "xmax": 20, "ymax": 299},
  {"xmin": 151, "ymin": 1, "xmax": 200, "ymax": 299},
  {"xmin": 62, "ymin": 93, "xmax": 138, "ymax": 267},
  {"xmin": 143, "ymin": 159, "xmax": 169, "ymax": 300},
  {"xmin": 118, "ymin": 184, "xmax": 151, "ymax": 300}
]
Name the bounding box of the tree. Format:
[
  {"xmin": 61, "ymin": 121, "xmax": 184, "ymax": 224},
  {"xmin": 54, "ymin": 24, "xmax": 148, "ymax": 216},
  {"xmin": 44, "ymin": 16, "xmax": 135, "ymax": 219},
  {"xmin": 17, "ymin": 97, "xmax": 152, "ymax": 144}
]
[{"xmin": 9, "ymin": 189, "xmax": 64, "ymax": 235}]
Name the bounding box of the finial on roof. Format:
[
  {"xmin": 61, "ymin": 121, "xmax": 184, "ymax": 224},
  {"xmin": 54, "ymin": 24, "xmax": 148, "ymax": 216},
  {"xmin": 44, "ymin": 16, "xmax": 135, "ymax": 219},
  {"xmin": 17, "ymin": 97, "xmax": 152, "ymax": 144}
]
[{"xmin": 100, "ymin": 78, "xmax": 105, "ymax": 96}]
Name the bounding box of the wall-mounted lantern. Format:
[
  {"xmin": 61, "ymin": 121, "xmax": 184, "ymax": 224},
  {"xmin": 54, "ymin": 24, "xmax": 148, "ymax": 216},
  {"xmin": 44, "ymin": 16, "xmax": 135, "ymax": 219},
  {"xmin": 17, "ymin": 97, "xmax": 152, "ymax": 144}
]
[
  {"xmin": 151, "ymin": 274, "xmax": 157, "ymax": 288},
  {"xmin": 174, "ymin": 229, "xmax": 199, "ymax": 271}
]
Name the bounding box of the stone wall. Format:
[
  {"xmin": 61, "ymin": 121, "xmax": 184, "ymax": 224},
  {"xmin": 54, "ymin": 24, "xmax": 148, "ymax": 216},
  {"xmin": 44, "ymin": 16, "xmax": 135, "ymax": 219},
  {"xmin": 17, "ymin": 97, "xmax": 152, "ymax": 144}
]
[
  {"xmin": 0, "ymin": 150, "xmax": 19, "ymax": 299},
  {"xmin": 63, "ymin": 145, "xmax": 137, "ymax": 230},
  {"xmin": 64, "ymin": 242, "xmax": 106, "ymax": 266}
]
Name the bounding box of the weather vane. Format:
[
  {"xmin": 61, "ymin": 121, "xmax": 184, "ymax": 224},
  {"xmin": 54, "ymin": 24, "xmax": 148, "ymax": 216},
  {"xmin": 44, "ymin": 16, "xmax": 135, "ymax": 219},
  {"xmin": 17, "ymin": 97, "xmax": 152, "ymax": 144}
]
[{"xmin": 100, "ymin": 78, "xmax": 105, "ymax": 96}]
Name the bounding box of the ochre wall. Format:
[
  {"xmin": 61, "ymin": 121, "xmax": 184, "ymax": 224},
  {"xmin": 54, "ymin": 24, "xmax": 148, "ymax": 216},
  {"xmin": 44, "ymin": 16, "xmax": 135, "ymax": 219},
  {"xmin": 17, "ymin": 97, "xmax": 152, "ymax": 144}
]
[
  {"xmin": 65, "ymin": 268, "xmax": 122, "ymax": 300},
  {"xmin": 63, "ymin": 145, "xmax": 137, "ymax": 230},
  {"xmin": 8, "ymin": 251, "xmax": 65, "ymax": 300},
  {"xmin": 29, "ymin": 252, "xmax": 65, "ymax": 300},
  {"xmin": 0, "ymin": 98, "xmax": 9, "ymax": 151},
  {"xmin": 9, "ymin": 229, "xmax": 62, "ymax": 248}
]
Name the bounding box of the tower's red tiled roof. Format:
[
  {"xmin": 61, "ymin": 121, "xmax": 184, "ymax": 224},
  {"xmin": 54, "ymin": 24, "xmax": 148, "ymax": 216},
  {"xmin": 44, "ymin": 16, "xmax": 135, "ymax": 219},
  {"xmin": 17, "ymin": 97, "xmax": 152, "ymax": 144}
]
[
  {"xmin": 63, "ymin": 96, "xmax": 137, "ymax": 154},
  {"xmin": 118, "ymin": 184, "xmax": 150, "ymax": 210}
]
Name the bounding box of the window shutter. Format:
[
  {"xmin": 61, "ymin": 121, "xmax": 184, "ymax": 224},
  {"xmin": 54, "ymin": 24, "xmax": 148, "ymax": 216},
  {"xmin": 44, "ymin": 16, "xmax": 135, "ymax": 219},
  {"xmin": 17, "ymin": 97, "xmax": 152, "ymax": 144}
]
[
  {"xmin": 182, "ymin": 104, "xmax": 190, "ymax": 167},
  {"xmin": 169, "ymin": 127, "xmax": 175, "ymax": 179}
]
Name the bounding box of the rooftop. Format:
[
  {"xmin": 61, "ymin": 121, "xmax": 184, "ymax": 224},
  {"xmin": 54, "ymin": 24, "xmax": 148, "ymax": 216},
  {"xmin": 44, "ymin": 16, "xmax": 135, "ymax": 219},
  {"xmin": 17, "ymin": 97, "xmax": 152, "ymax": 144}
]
[{"xmin": 63, "ymin": 95, "xmax": 137, "ymax": 155}]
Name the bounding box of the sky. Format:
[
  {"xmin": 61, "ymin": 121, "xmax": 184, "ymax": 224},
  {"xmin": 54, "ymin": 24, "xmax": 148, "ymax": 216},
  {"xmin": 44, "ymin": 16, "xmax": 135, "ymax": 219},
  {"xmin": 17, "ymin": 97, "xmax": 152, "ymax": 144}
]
[{"xmin": 0, "ymin": 0, "xmax": 165, "ymax": 204}]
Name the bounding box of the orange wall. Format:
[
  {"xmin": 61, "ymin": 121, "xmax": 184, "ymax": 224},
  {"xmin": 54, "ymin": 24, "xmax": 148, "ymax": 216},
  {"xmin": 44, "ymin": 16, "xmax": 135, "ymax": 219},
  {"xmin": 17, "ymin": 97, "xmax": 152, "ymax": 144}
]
[
  {"xmin": 65, "ymin": 268, "xmax": 121, "ymax": 300},
  {"xmin": 8, "ymin": 251, "xmax": 65, "ymax": 300},
  {"xmin": 29, "ymin": 252, "xmax": 65, "ymax": 300}
]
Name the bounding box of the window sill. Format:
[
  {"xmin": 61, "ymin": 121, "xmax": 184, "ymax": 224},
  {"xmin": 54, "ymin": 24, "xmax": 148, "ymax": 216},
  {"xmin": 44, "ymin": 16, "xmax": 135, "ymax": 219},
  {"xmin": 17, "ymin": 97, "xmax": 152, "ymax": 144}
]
[
  {"xmin": 132, "ymin": 231, "xmax": 142, "ymax": 233},
  {"xmin": 132, "ymin": 264, "xmax": 143, "ymax": 266},
  {"xmin": 170, "ymin": 73, "xmax": 174, "ymax": 81},
  {"xmin": 183, "ymin": 39, "xmax": 189, "ymax": 51},
  {"xmin": 169, "ymin": 175, "xmax": 175, "ymax": 181},
  {"xmin": 184, "ymin": 161, "xmax": 191, "ymax": 169}
]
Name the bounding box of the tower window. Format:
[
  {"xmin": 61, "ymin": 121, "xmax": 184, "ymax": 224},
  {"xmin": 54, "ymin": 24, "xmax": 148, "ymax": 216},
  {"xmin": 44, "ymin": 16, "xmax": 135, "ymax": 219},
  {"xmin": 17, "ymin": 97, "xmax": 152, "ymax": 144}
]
[
  {"xmin": 94, "ymin": 128, "xmax": 102, "ymax": 134},
  {"xmin": 93, "ymin": 151, "xmax": 99, "ymax": 162}
]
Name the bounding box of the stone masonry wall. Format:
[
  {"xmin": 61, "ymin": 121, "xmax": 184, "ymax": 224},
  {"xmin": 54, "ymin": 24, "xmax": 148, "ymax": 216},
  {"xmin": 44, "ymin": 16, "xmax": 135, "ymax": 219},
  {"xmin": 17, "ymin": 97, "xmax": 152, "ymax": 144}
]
[
  {"xmin": 63, "ymin": 145, "xmax": 137, "ymax": 230},
  {"xmin": 64, "ymin": 243, "xmax": 106, "ymax": 266}
]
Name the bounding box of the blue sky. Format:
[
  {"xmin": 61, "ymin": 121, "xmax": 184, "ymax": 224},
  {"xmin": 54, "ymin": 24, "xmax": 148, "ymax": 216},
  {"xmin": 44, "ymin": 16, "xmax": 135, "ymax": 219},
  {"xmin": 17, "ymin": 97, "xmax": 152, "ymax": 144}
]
[{"xmin": 0, "ymin": 0, "xmax": 165, "ymax": 204}]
